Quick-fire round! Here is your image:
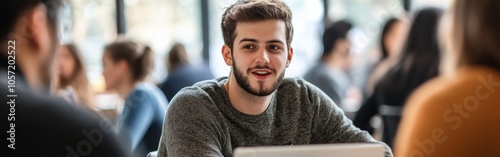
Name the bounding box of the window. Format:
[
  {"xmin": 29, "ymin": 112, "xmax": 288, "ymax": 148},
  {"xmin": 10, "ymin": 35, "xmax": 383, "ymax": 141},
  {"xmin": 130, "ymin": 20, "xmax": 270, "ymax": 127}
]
[
  {"xmin": 65, "ymin": 0, "xmax": 117, "ymax": 91},
  {"xmin": 125, "ymin": 0, "xmax": 203, "ymax": 82}
]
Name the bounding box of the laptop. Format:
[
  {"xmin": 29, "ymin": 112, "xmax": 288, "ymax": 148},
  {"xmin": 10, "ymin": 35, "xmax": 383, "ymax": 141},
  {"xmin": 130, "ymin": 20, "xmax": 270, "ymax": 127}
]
[{"xmin": 233, "ymin": 143, "xmax": 385, "ymax": 157}]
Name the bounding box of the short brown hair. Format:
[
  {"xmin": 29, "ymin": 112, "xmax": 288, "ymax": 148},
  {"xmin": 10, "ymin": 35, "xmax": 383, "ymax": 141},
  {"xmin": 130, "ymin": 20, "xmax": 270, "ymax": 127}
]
[
  {"xmin": 105, "ymin": 40, "xmax": 154, "ymax": 82},
  {"xmin": 221, "ymin": 0, "xmax": 293, "ymax": 50},
  {"xmin": 452, "ymin": 0, "xmax": 500, "ymax": 70}
]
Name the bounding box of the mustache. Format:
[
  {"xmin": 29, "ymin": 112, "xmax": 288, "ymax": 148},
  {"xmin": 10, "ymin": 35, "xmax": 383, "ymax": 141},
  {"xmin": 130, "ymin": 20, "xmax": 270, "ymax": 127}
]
[{"xmin": 247, "ymin": 65, "xmax": 276, "ymax": 73}]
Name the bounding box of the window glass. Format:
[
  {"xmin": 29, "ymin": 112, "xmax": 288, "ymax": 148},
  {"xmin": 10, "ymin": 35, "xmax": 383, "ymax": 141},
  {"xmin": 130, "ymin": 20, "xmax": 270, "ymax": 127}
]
[
  {"xmin": 125, "ymin": 0, "xmax": 203, "ymax": 81},
  {"xmin": 66, "ymin": 0, "xmax": 117, "ymax": 91}
]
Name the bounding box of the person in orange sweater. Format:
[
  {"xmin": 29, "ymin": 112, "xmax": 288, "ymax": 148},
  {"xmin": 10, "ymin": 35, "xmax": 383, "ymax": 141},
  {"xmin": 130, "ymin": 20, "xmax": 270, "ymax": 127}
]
[{"xmin": 394, "ymin": 0, "xmax": 500, "ymax": 156}]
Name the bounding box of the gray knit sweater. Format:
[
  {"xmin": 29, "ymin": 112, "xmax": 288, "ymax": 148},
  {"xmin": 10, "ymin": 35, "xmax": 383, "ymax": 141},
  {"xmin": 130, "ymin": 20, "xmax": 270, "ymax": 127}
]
[{"xmin": 158, "ymin": 77, "xmax": 392, "ymax": 157}]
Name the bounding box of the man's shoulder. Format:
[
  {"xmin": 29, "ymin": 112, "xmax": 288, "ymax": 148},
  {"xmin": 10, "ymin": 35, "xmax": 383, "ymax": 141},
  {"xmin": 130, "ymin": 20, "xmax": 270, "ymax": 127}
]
[
  {"xmin": 175, "ymin": 77, "xmax": 224, "ymax": 97},
  {"xmin": 278, "ymin": 77, "xmax": 340, "ymax": 110},
  {"xmin": 277, "ymin": 77, "xmax": 327, "ymax": 102},
  {"xmin": 9, "ymin": 83, "xmax": 104, "ymax": 127},
  {"xmin": 280, "ymin": 77, "xmax": 321, "ymax": 93},
  {"xmin": 164, "ymin": 78, "xmax": 227, "ymax": 131},
  {"xmin": 0, "ymin": 81, "xmax": 128, "ymax": 156},
  {"xmin": 168, "ymin": 77, "xmax": 226, "ymax": 110}
]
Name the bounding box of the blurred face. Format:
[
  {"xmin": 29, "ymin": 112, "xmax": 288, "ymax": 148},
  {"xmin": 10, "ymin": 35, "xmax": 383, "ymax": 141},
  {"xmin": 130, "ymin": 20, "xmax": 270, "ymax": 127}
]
[
  {"xmin": 384, "ymin": 21, "xmax": 408, "ymax": 57},
  {"xmin": 58, "ymin": 46, "xmax": 77, "ymax": 81},
  {"xmin": 334, "ymin": 39, "xmax": 352, "ymax": 71},
  {"xmin": 3, "ymin": 4, "xmax": 59, "ymax": 90},
  {"xmin": 102, "ymin": 53, "xmax": 122, "ymax": 91},
  {"xmin": 226, "ymin": 20, "xmax": 293, "ymax": 96}
]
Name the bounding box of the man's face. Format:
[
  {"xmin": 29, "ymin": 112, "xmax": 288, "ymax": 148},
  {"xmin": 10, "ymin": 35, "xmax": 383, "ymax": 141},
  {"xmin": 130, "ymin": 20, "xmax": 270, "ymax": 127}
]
[
  {"xmin": 335, "ymin": 38, "xmax": 352, "ymax": 71},
  {"xmin": 1, "ymin": 4, "xmax": 59, "ymax": 89},
  {"xmin": 228, "ymin": 20, "xmax": 293, "ymax": 96}
]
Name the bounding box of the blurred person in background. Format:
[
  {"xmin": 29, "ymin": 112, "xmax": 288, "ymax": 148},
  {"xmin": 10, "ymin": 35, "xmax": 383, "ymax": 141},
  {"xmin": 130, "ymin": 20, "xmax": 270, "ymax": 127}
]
[
  {"xmin": 365, "ymin": 17, "xmax": 408, "ymax": 96},
  {"xmin": 159, "ymin": 42, "xmax": 214, "ymax": 101},
  {"xmin": 395, "ymin": 0, "xmax": 500, "ymax": 156},
  {"xmin": 103, "ymin": 40, "xmax": 169, "ymax": 157},
  {"xmin": 304, "ymin": 20, "xmax": 359, "ymax": 106},
  {"xmin": 354, "ymin": 7, "xmax": 443, "ymax": 148},
  {"xmin": 0, "ymin": 0, "xmax": 129, "ymax": 156},
  {"xmin": 54, "ymin": 43, "xmax": 96, "ymax": 110}
]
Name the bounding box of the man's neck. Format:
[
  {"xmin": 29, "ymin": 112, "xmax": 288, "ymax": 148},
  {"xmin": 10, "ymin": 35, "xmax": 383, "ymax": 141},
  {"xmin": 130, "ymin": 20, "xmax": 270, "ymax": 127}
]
[{"xmin": 224, "ymin": 74, "xmax": 273, "ymax": 116}]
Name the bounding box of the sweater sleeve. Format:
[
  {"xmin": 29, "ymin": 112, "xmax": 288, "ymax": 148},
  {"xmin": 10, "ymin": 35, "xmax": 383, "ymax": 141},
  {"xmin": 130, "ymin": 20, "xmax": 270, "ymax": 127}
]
[
  {"xmin": 308, "ymin": 83, "xmax": 393, "ymax": 157},
  {"xmin": 157, "ymin": 89, "xmax": 224, "ymax": 157}
]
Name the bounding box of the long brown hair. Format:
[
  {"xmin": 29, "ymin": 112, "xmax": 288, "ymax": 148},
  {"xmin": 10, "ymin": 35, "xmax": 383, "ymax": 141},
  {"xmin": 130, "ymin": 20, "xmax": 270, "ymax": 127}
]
[
  {"xmin": 56, "ymin": 43, "xmax": 95, "ymax": 109},
  {"xmin": 452, "ymin": 0, "xmax": 500, "ymax": 70}
]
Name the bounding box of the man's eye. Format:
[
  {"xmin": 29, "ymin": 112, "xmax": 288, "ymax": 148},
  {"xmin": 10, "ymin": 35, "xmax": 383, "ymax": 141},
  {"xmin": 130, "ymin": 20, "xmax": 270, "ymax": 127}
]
[
  {"xmin": 268, "ymin": 45, "xmax": 281, "ymax": 50},
  {"xmin": 244, "ymin": 45, "xmax": 254, "ymax": 49}
]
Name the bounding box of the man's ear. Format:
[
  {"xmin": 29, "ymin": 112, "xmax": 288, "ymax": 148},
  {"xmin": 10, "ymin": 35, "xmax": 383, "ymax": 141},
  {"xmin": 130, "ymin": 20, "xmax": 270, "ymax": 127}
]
[
  {"xmin": 222, "ymin": 45, "xmax": 233, "ymax": 66},
  {"xmin": 14, "ymin": 4, "xmax": 50, "ymax": 50},
  {"xmin": 286, "ymin": 47, "xmax": 293, "ymax": 67}
]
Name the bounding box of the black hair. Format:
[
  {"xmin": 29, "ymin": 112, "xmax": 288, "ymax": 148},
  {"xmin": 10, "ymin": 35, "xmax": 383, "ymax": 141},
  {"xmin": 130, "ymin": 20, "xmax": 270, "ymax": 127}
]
[
  {"xmin": 1, "ymin": 0, "xmax": 63, "ymax": 39},
  {"xmin": 321, "ymin": 20, "xmax": 353, "ymax": 61}
]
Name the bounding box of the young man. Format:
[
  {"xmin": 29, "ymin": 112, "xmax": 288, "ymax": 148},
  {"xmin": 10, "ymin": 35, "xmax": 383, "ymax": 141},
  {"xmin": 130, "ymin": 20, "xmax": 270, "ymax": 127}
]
[
  {"xmin": 1, "ymin": 0, "xmax": 128, "ymax": 156},
  {"xmin": 157, "ymin": 0, "xmax": 392, "ymax": 156},
  {"xmin": 304, "ymin": 20, "xmax": 355, "ymax": 104}
]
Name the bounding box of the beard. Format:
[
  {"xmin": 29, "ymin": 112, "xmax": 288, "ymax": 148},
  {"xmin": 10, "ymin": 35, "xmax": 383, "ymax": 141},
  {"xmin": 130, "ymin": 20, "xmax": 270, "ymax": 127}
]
[{"xmin": 232, "ymin": 60, "xmax": 285, "ymax": 97}]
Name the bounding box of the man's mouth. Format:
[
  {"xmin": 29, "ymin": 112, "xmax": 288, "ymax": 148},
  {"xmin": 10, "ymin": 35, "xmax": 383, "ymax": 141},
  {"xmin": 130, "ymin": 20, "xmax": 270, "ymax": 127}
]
[{"xmin": 251, "ymin": 70, "xmax": 272, "ymax": 80}]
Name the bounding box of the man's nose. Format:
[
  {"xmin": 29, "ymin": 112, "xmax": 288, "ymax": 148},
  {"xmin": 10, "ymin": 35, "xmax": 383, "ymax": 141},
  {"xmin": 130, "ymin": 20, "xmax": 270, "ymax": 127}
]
[{"xmin": 255, "ymin": 48, "xmax": 270, "ymax": 64}]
